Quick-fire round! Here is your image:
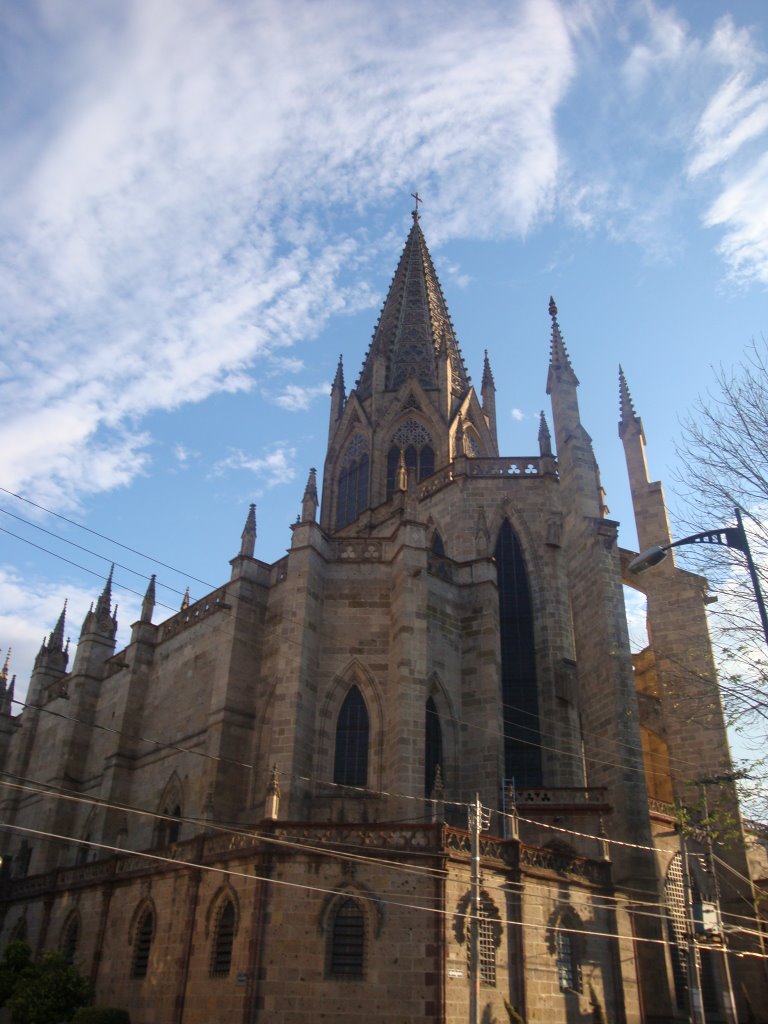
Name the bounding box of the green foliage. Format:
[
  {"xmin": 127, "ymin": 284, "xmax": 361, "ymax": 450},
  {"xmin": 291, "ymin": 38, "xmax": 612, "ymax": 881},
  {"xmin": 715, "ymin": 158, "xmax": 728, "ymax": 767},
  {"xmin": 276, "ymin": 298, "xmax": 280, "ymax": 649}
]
[
  {"xmin": 589, "ymin": 984, "xmax": 605, "ymax": 1024},
  {"xmin": 0, "ymin": 941, "xmax": 33, "ymax": 1006},
  {"xmin": 503, "ymin": 996, "xmax": 526, "ymax": 1024},
  {"xmin": 72, "ymin": 1009, "xmax": 131, "ymax": 1024},
  {"xmin": 3, "ymin": 948, "xmax": 93, "ymax": 1024}
]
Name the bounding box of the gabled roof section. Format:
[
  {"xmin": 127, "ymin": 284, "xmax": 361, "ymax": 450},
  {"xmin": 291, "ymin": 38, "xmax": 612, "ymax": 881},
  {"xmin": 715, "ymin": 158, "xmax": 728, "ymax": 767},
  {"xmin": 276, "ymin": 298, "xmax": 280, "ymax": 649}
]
[{"xmin": 355, "ymin": 212, "xmax": 470, "ymax": 400}]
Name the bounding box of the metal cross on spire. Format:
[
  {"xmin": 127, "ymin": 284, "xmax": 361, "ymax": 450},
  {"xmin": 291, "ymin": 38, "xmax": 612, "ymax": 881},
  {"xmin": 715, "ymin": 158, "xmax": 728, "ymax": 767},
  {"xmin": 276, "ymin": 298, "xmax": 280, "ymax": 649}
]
[{"xmin": 411, "ymin": 191, "xmax": 422, "ymax": 220}]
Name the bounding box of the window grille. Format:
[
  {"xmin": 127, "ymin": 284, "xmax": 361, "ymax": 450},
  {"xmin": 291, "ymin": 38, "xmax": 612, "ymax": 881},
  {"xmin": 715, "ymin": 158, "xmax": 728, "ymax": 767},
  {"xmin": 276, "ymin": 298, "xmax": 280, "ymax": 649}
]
[
  {"xmin": 210, "ymin": 900, "xmax": 235, "ymax": 977},
  {"xmin": 131, "ymin": 909, "xmax": 154, "ymax": 979},
  {"xmin": 333, "ymin": 686, "xmax": 369, "ymax": 787},
  {"xmin": 555, "ymin": 929, "xmax": 577, "ymax": 991},
  {"xmin": 665, "ymin": 853, "xmax": 690, "ymax": 1009},
  {"xmin": 331, "ymin": 898, "xmax": 364, "ymax": 976},
  {"xmin": 478, "ymin": 909, "xmax": 496, "ymax": 985}
]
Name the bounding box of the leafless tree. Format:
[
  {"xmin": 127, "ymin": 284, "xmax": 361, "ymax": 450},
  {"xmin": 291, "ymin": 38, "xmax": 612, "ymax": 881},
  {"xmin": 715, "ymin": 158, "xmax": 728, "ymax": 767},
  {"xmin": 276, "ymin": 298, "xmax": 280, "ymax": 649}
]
[{"xmin": 674, "ymin": 339, "xmax": 768, "ymax": 814}]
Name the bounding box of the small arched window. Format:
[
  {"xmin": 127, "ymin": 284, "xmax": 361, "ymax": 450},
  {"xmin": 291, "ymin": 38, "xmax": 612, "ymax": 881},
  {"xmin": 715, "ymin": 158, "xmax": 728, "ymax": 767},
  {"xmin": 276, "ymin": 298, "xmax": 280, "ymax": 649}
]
[
  {"xmin": 131, "ymin": 907, "xmax": 154, "ymax": 979},
  {"xmin": 333, "ymin": 686, "xmax": 369, "ymax": 787},
  {"xmin": 330, "ymin": 898, "xmax": 365, "ymax": 976},
  {"xmin": 61, "ymin": 915, "xmax": 79, "ymax": 964},
  {"xmin": 210, "ymin": 899, "xmax": 236, "ymax": 977}
]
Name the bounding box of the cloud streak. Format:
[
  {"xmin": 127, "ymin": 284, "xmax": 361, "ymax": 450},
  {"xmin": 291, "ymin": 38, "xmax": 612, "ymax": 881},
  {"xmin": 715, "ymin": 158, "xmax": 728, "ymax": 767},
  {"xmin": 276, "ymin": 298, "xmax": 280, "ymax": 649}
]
[{"xmin": 0, "ymin": 0, "xmax": 575, "ymax": 512}]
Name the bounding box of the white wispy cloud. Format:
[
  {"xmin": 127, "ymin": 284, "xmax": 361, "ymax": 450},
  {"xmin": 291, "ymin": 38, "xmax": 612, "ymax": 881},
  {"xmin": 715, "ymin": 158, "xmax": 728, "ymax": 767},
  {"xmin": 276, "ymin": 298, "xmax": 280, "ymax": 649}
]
[
  {"xmin": 213, "ymin": 443, "xmax": 297, "ymax": 490},
  {"xmin": 0, "ymin": 0, "xmax": 575, "ymax": 513},
  {"xmin": 270, "ymin": 383, "xmax": 331, "ymax": 412},
  {"xmin": 510, "ymin": 408, "xmax": 527, "ymax": 422}
]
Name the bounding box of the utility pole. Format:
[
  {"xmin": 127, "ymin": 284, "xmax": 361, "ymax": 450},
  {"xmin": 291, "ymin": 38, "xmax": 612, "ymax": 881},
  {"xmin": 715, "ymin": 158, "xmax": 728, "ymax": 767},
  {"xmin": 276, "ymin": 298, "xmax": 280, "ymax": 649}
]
[{"xmin": 468, "ymin": 793, "xmax": 491, "ymax": 1024}]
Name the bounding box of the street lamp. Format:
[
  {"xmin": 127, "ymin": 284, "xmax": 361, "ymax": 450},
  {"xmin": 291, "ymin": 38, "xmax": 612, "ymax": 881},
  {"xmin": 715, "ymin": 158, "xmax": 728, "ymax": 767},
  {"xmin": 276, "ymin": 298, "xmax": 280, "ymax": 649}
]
[{"xmin": 628, "ymin": 507, "xmax": 768, "ymax": 647}]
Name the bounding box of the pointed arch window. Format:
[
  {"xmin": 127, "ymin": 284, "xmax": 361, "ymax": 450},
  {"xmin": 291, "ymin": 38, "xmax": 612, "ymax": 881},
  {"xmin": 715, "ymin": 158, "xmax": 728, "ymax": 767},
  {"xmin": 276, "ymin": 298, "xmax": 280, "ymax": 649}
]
[
  {"xmin": 386, "ymin": 420, "xmax": 435, "ymax": 498},
  {"xmin": 61, "ymin": 915, "xmax": 79, "ymax": 965},
  {"xmin": 495, "ymin": 520, "xmax": 542, "ymax": 787},
  {"xmin": 330, "ymin": 898, "xmax": 365, "ymax": 976},
  {"xmin": 336, "ymin": 435, "xmax": 370, "ymax": 529},
  {"xmin": 210, "ymin": 899, "xmax": 236, "ymax": 977},
  {"xmin": 425, "ymin": 697, "xmax": 442, "ymax": 796},
  {"xmin": 131, "ymin": 907, "xmax": 154, "ymax": 979},
  {"xmin": 333, "ymin": 686, "xmax": 369, "ymax": 787}
]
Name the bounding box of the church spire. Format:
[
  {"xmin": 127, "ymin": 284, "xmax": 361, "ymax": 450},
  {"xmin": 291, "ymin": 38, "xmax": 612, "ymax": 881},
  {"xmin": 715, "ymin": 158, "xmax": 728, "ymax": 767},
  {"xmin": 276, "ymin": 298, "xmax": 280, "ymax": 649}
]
[
  {"xmin": 240, "ymin": 503, "xmax": 257, "ymax": 557},
  {"xmin": 481, "ymin": 349, "xmax": 497, "ymax": 446},
  {"xmin": 95, "ymin": 566, "xmax": 114, "ymax": 623},
  {"xmin": 354, "ymin": 214, "xmax": 469, "ymax": 403},
  {"xmin": 49, "ymin": 601, "xmax": 67, "ymax": 653},
  {"xmin": 546, "ymin": 296, "xmax": 579, "ymax": 393}
]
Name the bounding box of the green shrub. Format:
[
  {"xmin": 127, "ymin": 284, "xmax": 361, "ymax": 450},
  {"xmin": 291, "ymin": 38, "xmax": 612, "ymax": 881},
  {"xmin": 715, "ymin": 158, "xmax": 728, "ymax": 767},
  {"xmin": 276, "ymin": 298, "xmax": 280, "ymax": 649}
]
[
  {"xmin": 5, "ymin": 949, "xmax": 93, "ymax": 1024},
  {"xmin": 72, "ymin": 1009, "xmax": 131, "ymax": 1024}
]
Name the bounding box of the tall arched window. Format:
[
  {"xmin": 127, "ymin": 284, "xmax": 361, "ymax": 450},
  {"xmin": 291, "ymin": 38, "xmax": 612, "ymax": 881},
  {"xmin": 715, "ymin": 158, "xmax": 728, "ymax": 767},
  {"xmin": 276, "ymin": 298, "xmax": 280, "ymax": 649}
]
[
  {"xmin": 425, "ymin": 696, "xmax": 442, "ymax": 796},
  {"xmin": 495, "ymin": 520, "xmax": 541, "ymax": 786},
  {"xmin": 386, "ymin": 420, "xmax": 435, "ymax": 497},
  {"xmin": 210, "ymin": 899, "xmax": 236, "ymax": 977},
  {"xmin": 333, "ymin": 686, "xmax": 369, "ymax": 787},
  {"xmin": 131, "ymin": 907, "xmax": 154, "ymax": 979},
  {"xmin": 336, "ymin": 435, "xmax": 370, "ymax": 529},
  {"xmin": 330, "ymin": 898, "xmax": 365, "ymax": 976},
  {"xmin": 61, "ymin": 914, "xmax": 79, "ymax": 965}
]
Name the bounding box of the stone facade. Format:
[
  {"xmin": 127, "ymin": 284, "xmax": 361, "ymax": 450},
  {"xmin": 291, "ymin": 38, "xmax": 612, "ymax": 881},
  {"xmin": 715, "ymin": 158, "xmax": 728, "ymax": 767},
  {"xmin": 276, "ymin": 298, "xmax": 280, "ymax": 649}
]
[{"xmin": 0, "ymin": 213, "xmax": 765, "ymax": 1022}]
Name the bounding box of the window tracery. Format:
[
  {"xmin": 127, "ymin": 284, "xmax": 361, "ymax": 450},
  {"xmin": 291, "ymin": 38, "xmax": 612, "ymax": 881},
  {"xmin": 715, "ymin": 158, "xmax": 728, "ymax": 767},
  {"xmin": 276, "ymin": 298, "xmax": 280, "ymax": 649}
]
[{"xmin": 336, "ymin": 434, "xmax": 370, "ymax": 529}]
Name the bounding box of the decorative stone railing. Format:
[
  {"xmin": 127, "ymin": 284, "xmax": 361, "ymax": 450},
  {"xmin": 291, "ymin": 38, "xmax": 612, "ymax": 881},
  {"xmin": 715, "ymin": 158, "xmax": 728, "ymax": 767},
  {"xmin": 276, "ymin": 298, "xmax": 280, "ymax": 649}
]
[
  {"xmin": 510, "ymin": 786, "xmax": 609, "ymax": 808},
  {"xmin": 648, "ymin": 798, "xmax": 677, "ymax": 819},
  {"xmin": 417, "ymin": 456, "xmax": 553, "ymax": 500},
  {"xmin": 519, "ymin": 843, "xmax": 610, "ymax": 886},
  {"xmin": 159, "ymin": 587, "xmax": 230, "ymax": 641}
]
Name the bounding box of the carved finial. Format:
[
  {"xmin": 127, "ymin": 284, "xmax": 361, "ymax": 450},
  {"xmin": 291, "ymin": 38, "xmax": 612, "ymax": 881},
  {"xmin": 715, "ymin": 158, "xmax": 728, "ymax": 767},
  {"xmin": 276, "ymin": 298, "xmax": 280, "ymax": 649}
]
[
  {"xmin": 397, "ymin": 450, "xmax": 408, "ymax": 492},
  {"xmin": 95, "ymin": 566, "xmax": 114, "ymax": 622},
  {"xmin": 546, "ymin": 295, "xmax": 578, "ymax": 391},
  {"xmin": 265, "ymin": 763, "xmax": 281, "ymax": 820},
  {"xmin": 538, "ymin": 411, "xmax": 552, "ymax": 457},
  {"xmin": 481, "ymin": 350, "xmax": 495, "ymax": 390},
  {"xmin": 181, "ymin": 587, "xmax": 190, "ymax": 611},
  {"xmin": 332, "ymin": 355, "xmax": 345, "ymax": 395},
  {"xmin": 1, "ymin": 648, "xmax": 10, "ymax": 683},
  {"xmin": 240, "ymin": 503, "xmax": 257, "ymax": 557},
  {"xmin": 618, "ymin": 366, "xmax": 644, "ymax": 441},
  {"xmin": 454, "ymin": 418, "xmax": 465, "ymax": 458},
  {"xmin": 141, "ymin": 574, "xmax": 156, "ymax": 623},
  {"xmin": 301, "ymin": 468, "xmax": 318, "ymax": 523},
  {"xmin": 49, "ymin": 601, "xmax": 67, "ymax": 652}
]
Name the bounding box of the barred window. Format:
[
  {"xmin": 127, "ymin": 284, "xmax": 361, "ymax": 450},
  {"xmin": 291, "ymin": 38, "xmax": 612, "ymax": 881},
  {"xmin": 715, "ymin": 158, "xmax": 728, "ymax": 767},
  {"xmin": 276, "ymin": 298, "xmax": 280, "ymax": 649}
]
[
  {"xmin": 131, "ymin": 908, "xmax": 154, "ymax": 979},
  {"xmin": 479, "ymin": 908, "xmax": 496, "ymax": 985},
  {"xmin": 333, "ymin": 686, "xmax": 369, "ymax": 787},
  {"xmin": 467, "ymin": 905, "xmax": 497, "ymax": 986},
  {"xmin": 555, "ymin": 928, "xmax": 581, "ymax": 992},
  {"xmin": 331, "ymin": 898, "xmax": 364, "ymax": 976},
  {"xmin": 210, "ymin": 900, "xmax": 235, "ymax": 977}
]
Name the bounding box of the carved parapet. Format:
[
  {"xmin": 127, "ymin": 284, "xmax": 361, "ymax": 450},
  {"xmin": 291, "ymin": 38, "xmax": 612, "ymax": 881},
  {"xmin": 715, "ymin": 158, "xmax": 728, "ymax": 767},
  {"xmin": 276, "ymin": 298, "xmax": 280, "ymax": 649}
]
[{"xmin": 159, "ymin": 588, "xmax": 231, "ymax": 642}]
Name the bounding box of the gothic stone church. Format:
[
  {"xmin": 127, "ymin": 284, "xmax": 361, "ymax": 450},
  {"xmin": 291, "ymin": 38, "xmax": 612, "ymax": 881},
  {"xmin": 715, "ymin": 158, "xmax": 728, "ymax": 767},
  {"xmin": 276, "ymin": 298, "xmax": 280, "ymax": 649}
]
[{"xmin": 1, "ymin": 214, "xmax": 765, "ymax": 1023}]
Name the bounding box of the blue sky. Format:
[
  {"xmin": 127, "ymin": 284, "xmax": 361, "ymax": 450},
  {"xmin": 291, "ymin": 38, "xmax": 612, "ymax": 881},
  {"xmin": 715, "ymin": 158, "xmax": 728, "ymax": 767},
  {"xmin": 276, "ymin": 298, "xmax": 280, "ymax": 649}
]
[{"xmin": 2, "ymin": 0, "xmax": 768, "ymax": 702}]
